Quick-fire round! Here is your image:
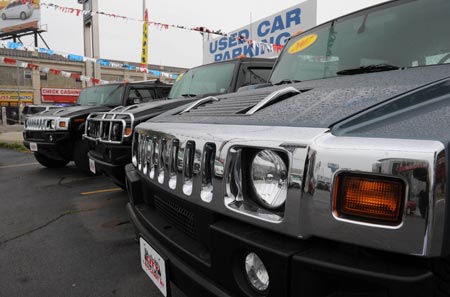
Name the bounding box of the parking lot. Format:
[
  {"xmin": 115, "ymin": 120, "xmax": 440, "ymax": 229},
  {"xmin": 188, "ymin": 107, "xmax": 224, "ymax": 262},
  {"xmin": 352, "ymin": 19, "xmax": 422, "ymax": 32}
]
[{"xmin": 0, "ymin": 148, "xmax": 164, "ymax": 296}]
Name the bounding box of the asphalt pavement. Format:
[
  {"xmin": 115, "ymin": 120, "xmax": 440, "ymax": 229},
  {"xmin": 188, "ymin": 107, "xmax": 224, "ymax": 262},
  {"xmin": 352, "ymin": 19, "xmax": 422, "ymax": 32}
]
[{"xmin": 0, "ymin": 148, "xmax": 164, "ymax": 297}]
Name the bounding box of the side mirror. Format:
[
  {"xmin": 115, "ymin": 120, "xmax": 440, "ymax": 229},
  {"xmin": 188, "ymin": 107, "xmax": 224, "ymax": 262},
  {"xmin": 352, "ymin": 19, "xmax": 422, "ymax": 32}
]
[{"xmin": 127, "ymin": 97, "xmax": 141, "ymax": 105}]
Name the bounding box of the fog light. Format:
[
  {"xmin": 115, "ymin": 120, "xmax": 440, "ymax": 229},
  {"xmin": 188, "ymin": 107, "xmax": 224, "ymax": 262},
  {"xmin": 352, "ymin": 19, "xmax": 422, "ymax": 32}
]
[{"xmin": 245, "ymin": 252, "xmax": 269, "ymax": 292}]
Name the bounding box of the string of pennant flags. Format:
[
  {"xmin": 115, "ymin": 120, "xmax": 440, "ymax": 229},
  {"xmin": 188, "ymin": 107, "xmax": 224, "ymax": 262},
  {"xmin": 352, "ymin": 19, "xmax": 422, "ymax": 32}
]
[
  {"xmin": 0, "ymin": 41, "xmax": 178, "ymax": 78},
  {"xmin": 0, "ymin": 55, "xmax": 109, "ymax": 85},
  {"xmin": 39, "ymin": 2, "xmax": 284, "ymax": 54}
]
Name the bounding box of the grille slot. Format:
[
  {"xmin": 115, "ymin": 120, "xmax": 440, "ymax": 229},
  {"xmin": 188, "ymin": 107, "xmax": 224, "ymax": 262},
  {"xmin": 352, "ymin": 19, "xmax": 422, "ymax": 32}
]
[
  {"xmin": 87, "ymin": 121, "xmax": 101, "ymax": 138},
  {"xmin": 154, "ymin": 195, "xmax": 197, "ymax": 240},
  {"xmin": 84, "ymin": 111, "xmax": 134, "ymax": 144},
  {"xmin": 25, "ymin": 117, "xmax": 56, "ymax": 131}
]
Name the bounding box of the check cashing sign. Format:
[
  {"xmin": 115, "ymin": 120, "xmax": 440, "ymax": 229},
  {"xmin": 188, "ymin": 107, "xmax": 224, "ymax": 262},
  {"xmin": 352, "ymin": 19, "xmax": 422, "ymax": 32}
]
[{"xmin": 202, "ymin": 0, "xmax": 317, "ymax": 64}]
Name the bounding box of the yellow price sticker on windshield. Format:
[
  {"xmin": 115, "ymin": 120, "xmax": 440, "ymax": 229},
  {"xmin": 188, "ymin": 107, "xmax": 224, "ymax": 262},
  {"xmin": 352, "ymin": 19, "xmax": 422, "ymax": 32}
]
[{"xmin": 288, "ymin": 34, "xmax": 318, "ymax": 54}]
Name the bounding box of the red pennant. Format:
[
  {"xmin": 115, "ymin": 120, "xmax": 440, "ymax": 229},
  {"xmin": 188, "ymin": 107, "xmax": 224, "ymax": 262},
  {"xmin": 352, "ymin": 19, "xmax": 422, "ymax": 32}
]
[
  {"xmin": 91, "ymin": 78, "xmax": 100, "ymax": 84},
  {"xmin": 70, "ymin": 73, "xmax": 81, "ymax": 79},
  {"xmin": 3, "ymin": 57, "xmax": 16, "ymax": 65},
  {"xmin": 50, "ymin": 69, "xmax": 61, "ymax": 75},
  {"xmin": 27, "ymin": 63, "xmax": 39, "ymax": 70},
  {"xmin": 273, "ymin": 44, "xmax": 284, "ymax": 53}
]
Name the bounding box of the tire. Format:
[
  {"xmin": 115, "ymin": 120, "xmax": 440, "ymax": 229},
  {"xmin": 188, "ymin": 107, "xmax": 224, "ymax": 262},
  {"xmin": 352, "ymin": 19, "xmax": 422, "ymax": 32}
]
[
  {"xmin": 34, "ymin": 152, "xmax": 69, "ymax": 168},
  {"xmin": 432, "ymin": 257, "xmax": 450, "ymax": 296},
  {"xmin": 20, "ymin": 12, "xmax": 26, "ymax": 20},
  {"xmin": 1, "ymin": 13, "xmax": 6, "ymax": 20},
  {"xmin": 73, "ymin": 139, "xmax": 98, "ymax": 175}
]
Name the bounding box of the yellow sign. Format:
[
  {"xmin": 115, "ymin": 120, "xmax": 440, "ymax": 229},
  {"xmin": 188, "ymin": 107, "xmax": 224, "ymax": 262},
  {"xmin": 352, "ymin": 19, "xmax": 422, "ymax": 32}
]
[
  {"xmin": 175, "ymin": 72, "xmax": 184, "ymax": 82},
  {"xmin": 288, "ymin": 34, "xmax": 318, "ymax": 54},
  {"xmin": 140, "ymin": 9, "xmax": 149, "ymax": 68},
  {"xmin": 0, "ymin": 91, "xmax": 33, "ymax": 103}
]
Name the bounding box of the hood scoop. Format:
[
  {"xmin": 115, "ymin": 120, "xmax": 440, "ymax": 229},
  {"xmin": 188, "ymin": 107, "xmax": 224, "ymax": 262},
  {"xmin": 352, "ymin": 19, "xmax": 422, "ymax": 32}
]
[
  {"xmin": 244, "ymin": 87, "xmax": 300, "ymax": 114},
  {"xmin": 178, "ymin": 86, "xmax": 302, "ymax": 116}
]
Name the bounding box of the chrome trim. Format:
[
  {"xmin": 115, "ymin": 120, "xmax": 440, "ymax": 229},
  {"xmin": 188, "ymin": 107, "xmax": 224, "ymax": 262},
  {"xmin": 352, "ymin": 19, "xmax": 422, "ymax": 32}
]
[
  {"xmin": 304, "ymin": 134, "xmax": 445, "ymax": 256},
  {"xmin": 84, "ymin": 111, "xmax": 135, "ymax": 144},
  {"xmin": 134, "ymin": 123, "xmax": 324, "ymax": 229},
  {"xmin": 179, "ymin": 96, "xmax": 219, "ymax": 114},
  {"xmin": 245, "ymin": 87, "xmax": 300, "ymax": 115},
  {"xmin": 133, "ymin": 123, "xmax": 447, "ymax": 257},
  {"xmin": 53, "ymin": 109, "xmax": 66, "ymax": 115},
  {"xmin": 25, "ymin": 116, "xmax": 70, "ymax": 131}
]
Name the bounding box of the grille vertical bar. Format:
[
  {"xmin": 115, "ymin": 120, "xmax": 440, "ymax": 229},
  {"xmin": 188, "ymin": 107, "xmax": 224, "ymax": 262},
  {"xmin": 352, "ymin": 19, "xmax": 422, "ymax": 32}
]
[
  {"xmin": 182, "ymin": 141, "xmax": 196, "ymax": 196},
  {"xmin": 201, "ymin": 143, "xmax": 216, "ymax": 203}
]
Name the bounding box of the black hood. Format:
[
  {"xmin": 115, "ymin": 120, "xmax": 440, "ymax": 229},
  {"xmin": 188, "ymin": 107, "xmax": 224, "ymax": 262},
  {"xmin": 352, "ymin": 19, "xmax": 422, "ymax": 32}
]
[
  {"xmin": 150, "ymin": 65, "xmax": 450, "ymax": 128},
  {"xmin": 36, "ymin": 105, "xmax": 112, "ymax": 118},
  {"xmin": 118, "ymin": 98, "xmax": 199, "ymax": 122}
]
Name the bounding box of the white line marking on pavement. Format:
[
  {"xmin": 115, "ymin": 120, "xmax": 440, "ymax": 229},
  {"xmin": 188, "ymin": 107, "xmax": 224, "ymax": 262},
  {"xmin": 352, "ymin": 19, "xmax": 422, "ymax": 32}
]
[{"xmin": 0, "ymin": 162, "xmax": 39, "ymax": 169}]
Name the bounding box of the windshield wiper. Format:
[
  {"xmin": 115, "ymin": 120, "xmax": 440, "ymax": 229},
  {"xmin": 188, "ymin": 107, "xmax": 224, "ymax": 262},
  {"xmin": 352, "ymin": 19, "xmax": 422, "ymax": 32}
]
[
  {"xmin": 273, "ymin": 79, "xmax": 302, "ymax": 85},
  {"xmin": 336, "ymin": 64, "xmax": 401, "ymax": 75},
  {"xmin": 181, "ymin": 94, "xmax": 197, "ymax": 98}
]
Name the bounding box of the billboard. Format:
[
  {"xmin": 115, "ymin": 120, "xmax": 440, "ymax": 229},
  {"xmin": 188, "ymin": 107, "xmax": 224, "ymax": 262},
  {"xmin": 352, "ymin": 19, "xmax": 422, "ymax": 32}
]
[
  {"xmin": 203, "ymin": 0, "xmax": 317, "ymax": 64},
  {"xmin": 0, "ymin": 0, "xmax": 41, "ymax": 35}
]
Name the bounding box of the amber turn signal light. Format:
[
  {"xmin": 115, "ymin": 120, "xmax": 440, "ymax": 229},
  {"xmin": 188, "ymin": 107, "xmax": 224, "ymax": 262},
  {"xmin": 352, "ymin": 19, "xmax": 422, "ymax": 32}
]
[
  {"xmin": 124, "ymin": 127, "xmax": 132, "ymax": 136},
  {"xmin": 59, "ymin": 122, "xmax": 66, "ymax": 128},
  {"xmin": 333, "ymin": 173, "xmax": 405, "ymax": 224}
]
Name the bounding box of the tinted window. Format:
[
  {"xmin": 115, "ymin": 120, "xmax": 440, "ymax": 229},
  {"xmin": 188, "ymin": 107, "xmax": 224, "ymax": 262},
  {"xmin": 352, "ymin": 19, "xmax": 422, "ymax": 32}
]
[
  {"xmin": 237, "ymin": 66, "xmax": 272, "ymax": 88},
  {"xmin": 128, "ymin": 88, "xmax": 157, "ymax": 102},
  {"xmin": 77, "ymin": 85, "xmax": 125, "ymax": 106},
  {"xmin": 168, "ymin": 63, "xmax": 236, "ymax": 99}
]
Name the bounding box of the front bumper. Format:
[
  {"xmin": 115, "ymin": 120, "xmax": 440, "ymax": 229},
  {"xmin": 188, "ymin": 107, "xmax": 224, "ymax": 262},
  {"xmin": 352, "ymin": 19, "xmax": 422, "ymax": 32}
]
[
  {"xmin": 126, "ymin": 164, "xmax": 436, "ymax": 297},
  {"xmin": 86, "ymin": 141, "xmax": 131, "ymax": 186},
  {"xmin": 23, "ymin": 130, "xmax": 72, "ymax": 160}
]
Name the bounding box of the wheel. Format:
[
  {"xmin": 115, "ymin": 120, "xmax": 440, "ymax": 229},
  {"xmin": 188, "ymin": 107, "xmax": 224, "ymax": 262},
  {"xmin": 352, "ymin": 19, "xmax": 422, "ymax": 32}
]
[
  {"xmin": 20, "ymin": 12, "xmax": 26, "ymax": 20},
  {"xmin": 73, "ymin": 139, "xmax": 98, "ymax": 175},
  {"xmin": 34, "ymin": 152, "xmax": 69, "ymax": 168},
  {"xmin": 1, "ymin": 13, "xmax": 6, "ymax": 20}
]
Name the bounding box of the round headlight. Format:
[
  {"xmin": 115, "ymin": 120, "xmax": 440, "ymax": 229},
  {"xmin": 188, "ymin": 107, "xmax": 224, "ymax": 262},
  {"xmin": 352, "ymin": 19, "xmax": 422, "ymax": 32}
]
[
  {"xmin": 251, "ymin": 150, "xmax": 288, "ymax": 209},
  {"xmin": 245, "ymin": 252, "xmax": 269, "ymax": 292}
]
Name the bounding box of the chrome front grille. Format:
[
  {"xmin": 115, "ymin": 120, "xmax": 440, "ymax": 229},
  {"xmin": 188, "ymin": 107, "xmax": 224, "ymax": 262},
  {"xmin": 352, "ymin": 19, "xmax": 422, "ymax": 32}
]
[
  {"xmin": 135, "ymin": 132, "xmax": 216, "ymax": 203},
  {"xmin": 25, "ymin": 117, "xmax": 57, "ymax": 131},
  {"xmin": 84, "ymin": 109, "xmax": 134, "ymax": 144}
]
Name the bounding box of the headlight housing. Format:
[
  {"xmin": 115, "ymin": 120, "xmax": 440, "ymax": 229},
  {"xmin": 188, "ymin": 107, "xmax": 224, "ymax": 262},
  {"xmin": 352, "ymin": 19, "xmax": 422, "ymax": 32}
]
[
  {"xmin": 250, "ymin": 150, "xmax": 288, "ymax": 209},
  {"xmin": 56, "ymin": 118, "xmax": 70, "ymax": 130}
]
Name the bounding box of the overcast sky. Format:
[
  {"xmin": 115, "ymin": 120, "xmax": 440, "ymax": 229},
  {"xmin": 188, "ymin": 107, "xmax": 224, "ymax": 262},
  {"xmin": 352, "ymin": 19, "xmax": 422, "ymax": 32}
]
[{"xmin": 29, "ymin": 0, "xmax": 388, "ymax": 69}]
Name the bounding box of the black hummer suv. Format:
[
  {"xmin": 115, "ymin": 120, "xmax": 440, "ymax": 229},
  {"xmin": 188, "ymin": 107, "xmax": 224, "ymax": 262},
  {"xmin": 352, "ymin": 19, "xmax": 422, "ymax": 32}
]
[
  {"xmin": 83, "ymin": 58, "xmax": 274, "ymax": 187},
  {"xmin": 126, "ymin": 1, "xmax": 450, "ymax": 296},
  {"xmin": 23, "ymin": 80, "xmax": 171, "ymax": 174}
]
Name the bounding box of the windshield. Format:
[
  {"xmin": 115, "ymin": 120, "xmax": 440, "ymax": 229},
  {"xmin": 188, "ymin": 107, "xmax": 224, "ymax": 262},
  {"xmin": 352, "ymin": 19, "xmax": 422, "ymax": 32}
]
[
  {"xmin": 77, "ymin": 84, "xmax": 124, "ymax": 106},
  {"xmin": 168, "ymin": 63, "xmax": 236, "ymax": 99},
  {"xmin": 270, "ymin": 0, "xmax": 450, "ymax": 84}
]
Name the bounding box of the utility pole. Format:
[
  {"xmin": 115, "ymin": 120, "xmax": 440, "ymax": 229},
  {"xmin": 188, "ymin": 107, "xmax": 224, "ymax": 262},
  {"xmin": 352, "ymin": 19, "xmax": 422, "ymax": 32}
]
[
  {"xmin": 81, "ymin": 0, "xmax": 101, "ymax": 85},
  {"xmin": 17, "ymin": 66, "xmax": 21, "ymax": 124}
]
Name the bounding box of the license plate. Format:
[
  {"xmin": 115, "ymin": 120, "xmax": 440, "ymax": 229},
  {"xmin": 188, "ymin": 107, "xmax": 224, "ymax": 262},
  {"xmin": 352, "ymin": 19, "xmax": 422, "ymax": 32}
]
[
  {"xmin": 89, "ymin": 159, "xmax": 96, "ymax": 174},
  {"xmin": 30, "ymin": 142, "xmax": 37, "ymax": 152},
  {"xmin": 140, "ymin": 238, "xmax": 168, "ymax": 297}
]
